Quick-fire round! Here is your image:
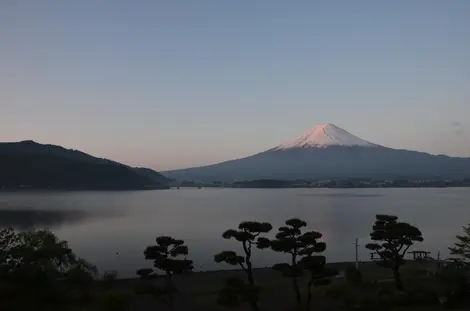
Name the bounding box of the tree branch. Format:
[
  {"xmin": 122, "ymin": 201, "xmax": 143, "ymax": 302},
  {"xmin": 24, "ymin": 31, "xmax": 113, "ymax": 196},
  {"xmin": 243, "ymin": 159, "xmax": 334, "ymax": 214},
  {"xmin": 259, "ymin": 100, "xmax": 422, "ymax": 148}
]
[
  {"xmin": 400, "ymin": 245, "xmax": 411, "ymax": 258},
  {"xmin": 242, "ymin": 241, "xmax": 250, "ymax": 257},
  {"xmin": 169, "ymin": 245, "xmax": 177, "ymax": 254},
  {"xmin": 397, "ymin": 244, "xmax": 404, "ymax": 254},
  {"xmin": 376, "ymin": 250, "xmax": 385, "ymax": 260}
]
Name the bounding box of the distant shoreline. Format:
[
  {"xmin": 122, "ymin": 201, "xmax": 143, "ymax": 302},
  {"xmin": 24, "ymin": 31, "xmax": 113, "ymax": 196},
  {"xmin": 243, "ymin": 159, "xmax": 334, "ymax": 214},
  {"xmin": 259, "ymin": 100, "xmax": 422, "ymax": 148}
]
[
  {"xmin": 2, "ymin": 185, "xmax": 470, "ymax": 193},
  {"xmin": 0, "ymin": 186, "xmax": 170, "ymax": 192},
  {"xmin": 171, "ymin": 185, "xmax": 470, "ymax": 189},
  {"xmin": 172, "ymin": 178, "xmax": 470, "ymax": 189}
]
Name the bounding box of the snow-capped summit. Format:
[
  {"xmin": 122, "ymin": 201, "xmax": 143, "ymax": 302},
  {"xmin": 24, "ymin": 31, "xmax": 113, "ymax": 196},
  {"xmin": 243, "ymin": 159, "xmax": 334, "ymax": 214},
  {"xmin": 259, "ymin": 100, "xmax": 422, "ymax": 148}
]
[{"xmin": 274, "ymin": 123, "xmax": 378, "ymax": 149}]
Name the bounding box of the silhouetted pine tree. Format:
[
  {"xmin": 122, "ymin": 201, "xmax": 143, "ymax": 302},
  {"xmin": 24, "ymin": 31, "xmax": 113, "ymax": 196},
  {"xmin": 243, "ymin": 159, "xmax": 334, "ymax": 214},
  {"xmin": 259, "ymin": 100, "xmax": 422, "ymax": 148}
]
[
  {"xmin": 214, "ymin": 221, "xmax": 272, "ymax": 311},
  {"xmin": 449, "ymin": 223, "xmax": 470, "ymax": 264},
  {"xmin": 270, "ymin": 218, "xmax": 335, "ymax": 311},
  {"xmin": 138, "ymin": 236, "xmax": 193, "ymax": 310},
  {"xmin": 366, "ymin": 214, "xmax": 423, "ymax": 291}
]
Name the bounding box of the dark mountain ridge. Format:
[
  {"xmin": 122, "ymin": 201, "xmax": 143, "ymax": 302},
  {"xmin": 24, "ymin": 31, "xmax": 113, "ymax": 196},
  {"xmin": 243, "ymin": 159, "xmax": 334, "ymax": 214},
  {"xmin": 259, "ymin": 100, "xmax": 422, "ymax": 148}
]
[
  {"xmin": 164, "ymin": 146, "xmax": 470, "ymax": 182},
  {"xmin": 0, "ymin": 140, "xmax": 170, "ymax": 190}
]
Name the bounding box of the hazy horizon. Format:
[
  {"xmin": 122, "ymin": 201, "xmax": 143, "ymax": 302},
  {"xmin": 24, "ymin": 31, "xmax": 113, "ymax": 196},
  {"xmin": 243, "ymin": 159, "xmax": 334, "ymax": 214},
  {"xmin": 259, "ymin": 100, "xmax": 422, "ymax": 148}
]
[{"xmin": 2, "ymin": 1, "xmax": 469, "ymax": 171}]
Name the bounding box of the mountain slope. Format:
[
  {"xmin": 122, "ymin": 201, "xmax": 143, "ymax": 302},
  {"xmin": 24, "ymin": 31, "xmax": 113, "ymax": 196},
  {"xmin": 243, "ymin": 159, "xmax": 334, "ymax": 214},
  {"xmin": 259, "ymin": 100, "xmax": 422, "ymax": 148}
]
[
  {"xmin": 163, "ymin": 124, "xmax": 470, "ymax": 181},
  {"xmin": 0, "ymin": 140, "xmax": 169, "ymax": 190},
  {"xmin": 132, "ymin": 167, "xmax": 172, "ymax": 183}
]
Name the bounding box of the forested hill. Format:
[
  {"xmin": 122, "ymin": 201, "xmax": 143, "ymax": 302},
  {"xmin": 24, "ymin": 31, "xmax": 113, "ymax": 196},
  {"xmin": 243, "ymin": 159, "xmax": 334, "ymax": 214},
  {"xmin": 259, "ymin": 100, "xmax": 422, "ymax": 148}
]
[{"xmin": 0, "ymin": 140, "xmax": 170, "ymax": 190}]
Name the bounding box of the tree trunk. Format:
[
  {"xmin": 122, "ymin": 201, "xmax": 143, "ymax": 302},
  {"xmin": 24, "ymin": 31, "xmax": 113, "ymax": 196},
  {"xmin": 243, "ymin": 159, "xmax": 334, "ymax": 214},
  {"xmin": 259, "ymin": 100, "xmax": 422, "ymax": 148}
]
[
  {"xmin": 305, "ymin": 274, "xmax": 314, "ymax": 311},
  {"xmin": 246, "ymin": 259, "xmax": 255, "ymax": 286},
  {"xmin": 291, "ymin": 254, "xmax": 301, "ymax": 307},
  {"xmin": 392, "ymin": 267, "xmax": 404, "ymax": 291},
  {"xmin": 246, "ymin": 267, "xmax": 260, "ymax": 310},
  {"xmin": 166, "ymin": 273, "xmax": 174, "ymax": 311},
  {"xmin": 244, "ymin": 243, "xmax": 260, "ymax": 311},
  {"xmin": 292, "ymin": 271, "xmax": 301, "ymax": 306},
  {"xmin": 249, "ymin": 299, "xmax": 260, "ymax": 311}
]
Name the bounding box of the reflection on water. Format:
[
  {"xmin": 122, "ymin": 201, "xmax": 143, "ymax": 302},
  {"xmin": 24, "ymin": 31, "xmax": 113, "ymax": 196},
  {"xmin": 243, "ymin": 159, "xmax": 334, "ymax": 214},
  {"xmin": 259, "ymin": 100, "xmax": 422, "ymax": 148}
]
[
  {"xmin": 0, "ymin": 209, "xmax": 91, "ymax": 229},
  {"xmin": 0, "ymin": 188, "xmax": 469, "ymax": 277},
  {"xmin": 301, "ymin": 193, "xmax": 384, "ymax": 198},
  {"xmin": 0, "ymin": 194, "xmax": 125, "ymax": 229}
]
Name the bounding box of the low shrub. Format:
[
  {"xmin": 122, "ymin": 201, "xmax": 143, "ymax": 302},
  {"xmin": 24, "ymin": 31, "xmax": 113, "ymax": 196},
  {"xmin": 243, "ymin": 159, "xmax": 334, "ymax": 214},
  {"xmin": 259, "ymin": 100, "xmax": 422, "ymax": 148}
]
[
  {"xmin": 102, "ymin": 270, "xmax": 118, "ymax": 290},
  {"xmin": 344, "ymin": 264, "xmax": 362, "ymax": 284},
  {"xmin": 435, "ymin": 264, "xmax": 469, "ymax": 307},
  {"xmin": 98, "ymin": 291, "xmax": 132, "ymax": 311},
  {"xmin": 406, "ymin": 287, "xmax": 438, "ymax": 306}
]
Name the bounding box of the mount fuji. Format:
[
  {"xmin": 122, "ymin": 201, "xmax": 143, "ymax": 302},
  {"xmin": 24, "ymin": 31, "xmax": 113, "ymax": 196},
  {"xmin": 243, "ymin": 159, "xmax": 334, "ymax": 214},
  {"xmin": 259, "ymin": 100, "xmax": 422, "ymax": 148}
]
[{"xmin": 163, "ymin": 123, "xmax": 470, "ymax": 181}]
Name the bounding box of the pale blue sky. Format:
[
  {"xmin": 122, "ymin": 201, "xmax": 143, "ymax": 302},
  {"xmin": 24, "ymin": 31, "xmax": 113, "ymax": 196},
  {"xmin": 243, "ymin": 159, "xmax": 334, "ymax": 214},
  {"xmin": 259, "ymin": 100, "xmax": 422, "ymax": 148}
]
[{"xmin": 1, "ymin": 1, "xmax": 469, "ymax": 170}]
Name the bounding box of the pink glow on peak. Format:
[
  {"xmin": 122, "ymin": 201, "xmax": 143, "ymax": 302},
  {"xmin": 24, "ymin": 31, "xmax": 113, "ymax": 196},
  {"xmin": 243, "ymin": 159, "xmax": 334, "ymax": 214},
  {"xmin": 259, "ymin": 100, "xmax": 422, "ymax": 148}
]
[{"xmin": 274, "ymin": 123, "xmax": 379, "ymax": 149}]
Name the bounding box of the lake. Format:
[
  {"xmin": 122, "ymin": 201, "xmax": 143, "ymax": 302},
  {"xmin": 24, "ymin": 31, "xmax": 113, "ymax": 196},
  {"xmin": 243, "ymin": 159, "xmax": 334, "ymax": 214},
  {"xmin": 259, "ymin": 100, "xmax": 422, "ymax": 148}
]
[{"xmin": 0, "ymin": 188, "xmax": 468, "ymax": 278}]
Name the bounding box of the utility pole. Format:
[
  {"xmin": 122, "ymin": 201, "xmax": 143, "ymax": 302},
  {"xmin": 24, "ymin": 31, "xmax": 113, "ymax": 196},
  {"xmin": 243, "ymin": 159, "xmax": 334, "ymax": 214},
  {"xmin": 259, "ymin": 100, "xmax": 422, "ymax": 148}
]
[{"xmin": 353, "ymin": 238, "xmax": 360, "ymax": 269}]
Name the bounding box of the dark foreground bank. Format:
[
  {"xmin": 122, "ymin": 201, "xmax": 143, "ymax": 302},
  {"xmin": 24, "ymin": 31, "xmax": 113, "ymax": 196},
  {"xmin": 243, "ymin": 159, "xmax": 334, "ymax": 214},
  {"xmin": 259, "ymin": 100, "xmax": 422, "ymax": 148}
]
[{"xmin": 104, "ymin": 262, "xmax": 469, "ymax": 311}]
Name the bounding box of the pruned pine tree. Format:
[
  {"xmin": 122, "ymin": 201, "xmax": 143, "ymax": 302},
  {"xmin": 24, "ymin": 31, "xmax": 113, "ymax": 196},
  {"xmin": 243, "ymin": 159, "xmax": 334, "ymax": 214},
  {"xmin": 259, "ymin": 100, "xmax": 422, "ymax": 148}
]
[
  {"xmin": 366, "ymin": 214, "xmax": 423, "ymax": 291},
  {"xmin": 300, "ymin": 255, "xmax": 337, "ymax": 311},
  {"xmin": 139, "ymin": 236, "xmax": 193, "ymax": 310},
  {"xmin": 270, "ymin": 218, "xmax": 335, "ymax": 310},
  {"xmin": 214, "ymin": 221, "xmax": 272, "ymax": 311}
]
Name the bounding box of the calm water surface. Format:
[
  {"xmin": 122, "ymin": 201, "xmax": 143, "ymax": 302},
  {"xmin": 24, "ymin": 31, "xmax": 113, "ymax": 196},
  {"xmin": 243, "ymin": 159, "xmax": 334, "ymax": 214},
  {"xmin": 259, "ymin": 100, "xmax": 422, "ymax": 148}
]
[{"xmin": 0, "ymin": 188, "xmax": 468, "ymax": 277}]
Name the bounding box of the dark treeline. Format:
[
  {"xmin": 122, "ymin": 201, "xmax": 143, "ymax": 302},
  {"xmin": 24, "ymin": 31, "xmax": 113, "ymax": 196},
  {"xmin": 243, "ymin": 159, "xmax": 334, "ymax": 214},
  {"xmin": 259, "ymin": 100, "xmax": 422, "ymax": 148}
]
[{"xmin": 174, "ymin": 178, "xmax": 470, "ymax": 189}]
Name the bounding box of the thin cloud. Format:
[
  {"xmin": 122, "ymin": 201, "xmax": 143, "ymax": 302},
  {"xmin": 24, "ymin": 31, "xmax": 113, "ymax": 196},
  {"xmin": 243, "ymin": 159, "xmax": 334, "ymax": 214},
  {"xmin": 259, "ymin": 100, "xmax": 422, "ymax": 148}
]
[{"xmin": 450, "ymin": 121, "xmax": 465, "ymax": 138}]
